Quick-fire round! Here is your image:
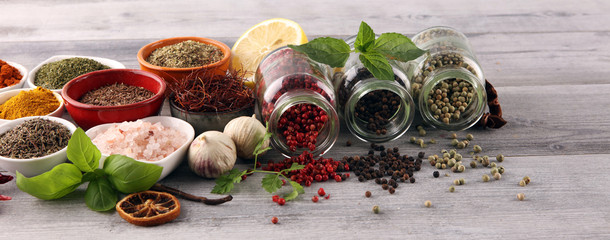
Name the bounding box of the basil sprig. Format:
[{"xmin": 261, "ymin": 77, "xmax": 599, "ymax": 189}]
[
  {"xmin": 16, "ymin": 128, "xmax": 162, "ymax": 211},
  {"xmin": 288, "ymin": 21, "xmax": 426, "ymax": 80}
]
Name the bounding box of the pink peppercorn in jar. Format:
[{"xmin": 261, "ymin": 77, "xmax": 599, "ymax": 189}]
[{"xmin": 255, "ymin": 47, "xmax": 339, "ymax": 157}]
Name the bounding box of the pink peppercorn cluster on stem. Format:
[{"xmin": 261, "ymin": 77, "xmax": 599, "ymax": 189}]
[{"xmin": 262, "ymin": 151, "xmax": 349, "ymax": 187}]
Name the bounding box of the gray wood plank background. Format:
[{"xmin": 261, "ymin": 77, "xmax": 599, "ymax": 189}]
[{"xmin": 1, "ymin": 0, "xmax": 609, "ymax": 239}]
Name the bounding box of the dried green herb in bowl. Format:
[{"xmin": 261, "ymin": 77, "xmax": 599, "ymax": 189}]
[
  {"xmin": 146, "ymin": 40, "xmax": 224, "ymax": 68},
  {"xmin": 0, "ymin": 118, "xmax": 71, "ymax": 159},
  {"xmin": 34, "ymin": 57, "xmax": 110, "ymax": 89}
]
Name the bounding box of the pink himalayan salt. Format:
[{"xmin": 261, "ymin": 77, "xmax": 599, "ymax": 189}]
[{"xmin": 92, "ymin": 120, "xmax": 185, "ymax": 161}]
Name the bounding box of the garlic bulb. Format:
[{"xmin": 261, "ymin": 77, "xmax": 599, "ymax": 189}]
[
  {"xmin": 188, "ymin": 131, "xmax": 236, "ymax": 178},
  {"xmin": 224, "ymin": 115, "xmax": 269, "ymax": 159}
]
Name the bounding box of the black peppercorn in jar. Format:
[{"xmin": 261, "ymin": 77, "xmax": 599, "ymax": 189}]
[
  {"xmin": 332, "ymin": 35, "xmax": 415, "ymax": 143},
  {"xmin": 255, "ymin": 47, "xmax": 339, "ymax": 157},
  {"xmin": 400, "ymin": 27, "xmax": 487, "ymax": 131}
]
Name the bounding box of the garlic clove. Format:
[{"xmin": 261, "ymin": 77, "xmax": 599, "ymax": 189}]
[
  {"xmin": 224, "ymin": 115, "xmax": 269, "ymax": 159},
  {"xmin": 188, "ymin": 131, "xmax": 237, "ymax": 178}
]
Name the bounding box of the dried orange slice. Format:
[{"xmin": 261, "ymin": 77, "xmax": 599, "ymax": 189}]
[{"xmin": 116, "ymin": 191, "xmax": 180, "ymax": 226}]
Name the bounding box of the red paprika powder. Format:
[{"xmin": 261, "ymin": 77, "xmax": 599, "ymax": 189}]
[{"xmin": 0, "ymin": 60, "xmax": 22, "ymax": 88}]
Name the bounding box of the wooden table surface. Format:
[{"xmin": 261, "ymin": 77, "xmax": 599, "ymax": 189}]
[{"xmin": 1, "ymin": 0, "xmax": 609, "ymax": 239}]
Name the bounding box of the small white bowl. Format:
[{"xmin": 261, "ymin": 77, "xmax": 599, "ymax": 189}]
[
  {"xmin": 0, "ymin": 116, "xmax": 76, "ymax": 177},
  {"xmin": 85, "ymin": 116, "xmax": 195, "ymax": 181},
  {"xmin": 26, "ymin": 55, "xmax": 126, "ymax": 93},
  {"xmin": 0, "ymin": 61, "xmax": 28, "ymax": 93},
  {"xmin": 0, "ymin": 88, "xmax": 65, "ymax": 124}
]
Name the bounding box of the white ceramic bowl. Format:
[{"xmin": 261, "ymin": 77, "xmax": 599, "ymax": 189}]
[
  {"xmin": 0, "ymin": 88, "xmax": 65, "ymax": 124},
  {"xmin": 0, "ymin": 116, "xmax": 77, "ymax": 177},
  {"xmin": 0, "ymin": 61, "xmax": 28, "ymax": 93},
  {"xmin": 26, "ymin": 55, "xmax": 126, "ymax": 93},
  {"xmin": 85, "ymin": 116, "xmax": 195, "ymax": 181}
]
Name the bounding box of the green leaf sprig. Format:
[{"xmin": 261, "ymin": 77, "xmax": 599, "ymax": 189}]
[
  {"xmin": 16, "ymin": 128, "xmax": 162, "ymax": 211},
  {"xmin": 288, "ymin": 21, "xmax": 426, "ymax": 80},
  {"xmin": 212, "ymin": 123, "xmax": 305, "ymax": 201}
]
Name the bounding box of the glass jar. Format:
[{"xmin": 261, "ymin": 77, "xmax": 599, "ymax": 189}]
[
  {"xmin": 255, "ymin": 47, "xmax": 339, "ymax": 157},
  {"xmin": 402, "ymin": 26, "xmax": 487, "ymax": 131},
  {"xmin": 332, "ymin": 35, "xmax": 415, "ymax": 143}
]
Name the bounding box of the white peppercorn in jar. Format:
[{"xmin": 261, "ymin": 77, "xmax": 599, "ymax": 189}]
[
  {"xmin": 332, "ymin": 35, "xmax": 416, "ymax": 143},
  {"xmin": 401, "ymin": 26, "xmax": 487, "ymax": 131}
]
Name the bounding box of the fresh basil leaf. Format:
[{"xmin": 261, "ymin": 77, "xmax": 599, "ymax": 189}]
[
  {"xmin": 16, "ymin": 163, "xmax": 83, "ymax": 200},
  {"xmin": 288, "ymin": 37, "xmax": 351, "ymax": 68},
  {"xmin": 82, "ymin": 169, "xmax": 106, "ymax": 183},
  {"xmin": 374, "ymin": 33, "xmax": 426, "ymax": 62},
  {"xmin": 67, "ymin": 128, "xmax": 101, "ymax": 173},
  {"xmin": 85, "ymin": 177, "xmax": 117, "ymax": 211},
  {"xmin": 359, "ymin": 52, "xmax": 395, "ymax": 80},
  {"xmin": 284, "ymin": 180, "xmax": 304, "ymax": 201},
  {"xmin": 211, "ymin": 169, "xmax": 245, "ymax": 194},
  {"xmin": 261, "ymin": 174, "xmax": 282, "ymax": 194},
  {"xmin": 103, "ymin": 154, "xmax": 162, "ymax": 194},
  {"xmin": 355, "ymin": 21, "xmax": 376, "ymax": 53}
]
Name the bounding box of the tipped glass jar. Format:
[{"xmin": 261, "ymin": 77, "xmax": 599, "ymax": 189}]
[
  {"xmin": 332, "ymin": 35, "xmax": 415, "ymax": 143},
  {"xmin": 255, "ymin": 47, "xmax": 339, "ymax": 157},
  {"xmin": 401, "ymin": 26, "xmax": 487, "ymax": 131}
]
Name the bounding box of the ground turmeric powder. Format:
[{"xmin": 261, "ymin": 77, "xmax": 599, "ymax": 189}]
[
  {"xmin": 0, "ymin": 60, "xmax": 23, "ymax": 88},
  {"xmin": 0, "ymin": 87, "xmax": 60, "ymax": 120}
]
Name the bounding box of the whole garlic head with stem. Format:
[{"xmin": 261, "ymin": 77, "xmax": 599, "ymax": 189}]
[
  {"xmin": 223, "ymin": 115, "xmax": 269, "ymax": 159},
  {"xmin": 188, "ymin": 131, "xmax": 236, "ymax": 178}
]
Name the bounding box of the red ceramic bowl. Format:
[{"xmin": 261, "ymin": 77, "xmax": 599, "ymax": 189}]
[
  {"xmin": 137, "ymin": 36, "xmax": 231, "ymax": 83},
  {"xmin": 61, "ymin": 69, "xmax": 166, "ymax": 130}
]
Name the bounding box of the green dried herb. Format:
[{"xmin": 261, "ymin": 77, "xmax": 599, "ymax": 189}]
[
  {"xmin": 147, "ymin": 40, "xmax": 224, "ymax": 68},
  {"xmin": 35, "ymin": 57, "xmax": 110, "ymax": 89},
  {"xmin": 0, "ymin": 118, "xmax": 71, "ymax": 159}
]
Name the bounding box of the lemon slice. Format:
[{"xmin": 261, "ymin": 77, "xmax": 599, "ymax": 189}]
[{"xmin": 231, "ymin": 18, "xmax": 308, "ymax": 88}]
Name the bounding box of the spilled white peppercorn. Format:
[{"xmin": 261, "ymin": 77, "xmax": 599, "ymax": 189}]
[
  {"xmin": 473, "ymin": 145, "xmax": 482, "ymax": 153},
  {"xmin": 493, "ymin": 172, "xmax": 502, "ymax": 180},
  {"xmin": 466, "ymin": 133, "xmax": 474, "ymax": 141},
  {"xmin": 482, "ymin": 174, "xmax": 490, "ymax": 182}
]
